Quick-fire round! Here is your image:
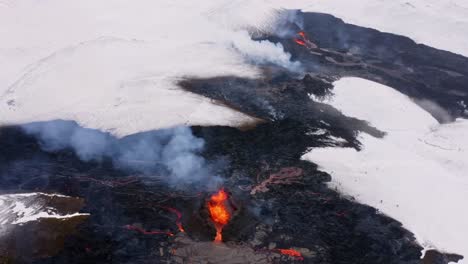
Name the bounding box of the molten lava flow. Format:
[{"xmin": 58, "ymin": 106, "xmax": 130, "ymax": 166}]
[
  {"xmin": 207, "ymin": 188, "xmax": 231, "ymax": 242},
  {"xmin": 294, "ymin": 38, "xmax": 306, "ymax": 46},
  {"xmin": 293, "ymin": 31, "xmax": 318, "ymax": 49},
  {"xmin": 276, "ymin": 249, "xmax": 304, "ymax": 261},
  {"xmin": 161, "ymin": 206, "xmax": 185, "ymax": 232}
]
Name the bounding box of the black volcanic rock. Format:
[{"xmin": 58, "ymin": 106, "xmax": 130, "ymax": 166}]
[{"xmin": 266, "ymin": 12, "xmax": 468, "ymax": 122}]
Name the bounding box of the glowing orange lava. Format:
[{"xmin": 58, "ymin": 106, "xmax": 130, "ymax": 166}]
[
  {"xmin": 207, "ymin": 188, "xmax": 231, "ymax": 242},
  {"xmin": 294, "ymin": 38, "xmax": 306, "ymax": 46},
  {"xmin": 277, "ymin": 249, "xmax": 304, "ymax": 260},
  {"xmin": 161, "ymin": 206, "xmax": 185, "ymax": 233},
  {"xmin": 293, "ymin": 31, "xmax": 318, "ymax": 49},
  {"xmin": 298, "ymin": 31, "xmax": 306, "ymax": 39}
]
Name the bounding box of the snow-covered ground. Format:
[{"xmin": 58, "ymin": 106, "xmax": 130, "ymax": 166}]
[
  {"xmin": 0, "ymin": 192, "xmax": 88, "ymax": 226},
  {"xmin": 0, "ymin": 0, "xmax": 289, "ymax": 136},
  {"xmin": 303, "ymin": 78, "xmax": 468, "ymax": 260}
]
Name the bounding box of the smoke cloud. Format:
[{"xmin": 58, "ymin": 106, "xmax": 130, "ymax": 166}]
[
  {"xmin": 269, "ymin": 9, "xmax": 304, "ymax": 38},
  {"xmin": 230, "ymin": 30, "xmax": 302, "ymax": 72},
  {"xmin": 21, "ymin": 120, "xmax": 222, "ymax": 189},
  {"xmin": 226, "ymin": 9, "xmax": 305, "ymax": 72}
]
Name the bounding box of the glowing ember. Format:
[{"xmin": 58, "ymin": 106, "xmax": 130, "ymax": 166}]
[
  {"xmin": 298, "ymin": 31, "xmax": 306, "ymax": 38},
  {"xmin": 124, "ymin": 225, "xmax": 174, "ymax": 237},
  {"xmin": 294, "ymin": 38, "xmax": 306, "ymax": 46},
  {"xmin": 276, "ymin": 249, "xmax": 304, "ymax": 260},
  {"xmin": 207, "ymin": 188, "xmax": 231, "ymax": 242}
]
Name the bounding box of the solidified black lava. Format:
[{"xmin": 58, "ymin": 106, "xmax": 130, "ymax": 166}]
[
  {"xmin": 0, "ymin": 120, "xmax": 423, "ymax": 264},
  {"xmin": 193, "ymin": 121, "xmax": 424, "ymax": 263},
  {"xmin": 179, "ymin": 72, "xmax": 385, "ymax": 144},
  {"xmin": 264, "ymin": 11, "xmax": 468, "ymax": 122},
  {"xmin": 176, "ymin": 10, "xmax": 468, "ymax": 263}
]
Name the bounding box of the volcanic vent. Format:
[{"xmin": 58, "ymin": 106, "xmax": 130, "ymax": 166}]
[{"xmin": 207, "ymin": 188, "xmax": 231, "ymax": 242}]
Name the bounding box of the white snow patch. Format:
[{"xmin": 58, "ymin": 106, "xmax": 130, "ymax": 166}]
[
  {"xmin": 0, "ymin": 193, "xmax": 89, "ymax": 226},
  {"xmin": 309, "ymin": 93, "xmax": 326, "ymax": 102},
  {"xmin": 13, "ymin": 212, "xmax": 87, "ymax": 225},
  {"xmin": 303, "ymin": 78, "xmax": 468, "ymax": 261},
  {"xmin": 0, "ymin": 0, "xmax": 296, "ymax": 136},
  {"xmin": 306, "ymin": 128, "xmax": 327, "ymax": 136},
  {"xmin": 327, "ymin": 135, "xmax": 348, "ymax": 145}
]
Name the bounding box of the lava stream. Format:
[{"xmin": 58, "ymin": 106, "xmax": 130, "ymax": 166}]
[
  {"xmin": 294, "ymin": 38, "xmax": 306, "ymax": 46},
  {"xmin": 293, "ymin": 31, "xmax": 318, "ymax": 49},
  {"xmin": 161, "ymin": 206, "xmax": 185, "ymax": 232},
  {"xmin": 207, "ymin": 188, "xmax": 231, "ymax": 242},
  {"xmin": 276, "ymin": 249, "xmax": 304, "ymax": 261}
]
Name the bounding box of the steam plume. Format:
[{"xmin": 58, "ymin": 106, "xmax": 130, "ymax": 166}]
[{"xmin": 21, "ymin": 120, "xmax": 221, "ymax": 189}]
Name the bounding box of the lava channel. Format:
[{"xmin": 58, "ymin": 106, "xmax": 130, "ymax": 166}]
[
  {"xmin": 160, "ymin": 206, "xmax": 185, "ymax": 233},
  {"xmin": 293, "ymin": 31, "xmax": 318, "ymax": 49},
  {"xmin": 294, "ymin": 38, "xmax": 306, "ymax": 46},
  {"xmin": 276, "ymin": 249, "xmax": 304, "ymax": 261}
]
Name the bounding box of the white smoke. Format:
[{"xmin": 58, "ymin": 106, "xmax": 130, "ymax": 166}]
[
  {"xmin": 204, "ymin": 3, "xmax": 303, "ymax": 71},
  {"xmin": 21, "ymin": 120, "xmax": 221, "ymax": 189},
  {"xmin": 268, "ymin": 9, "xmax": 304, "ymax": 37},
  {"xmin": 229, "ymin": 30, "xmax": 302, "ymax": 72}
]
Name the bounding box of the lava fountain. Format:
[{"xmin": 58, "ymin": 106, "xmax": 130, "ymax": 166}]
[{"xmin": 207, "ymin": 188, "xmax": 231, "ymax": 242}]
